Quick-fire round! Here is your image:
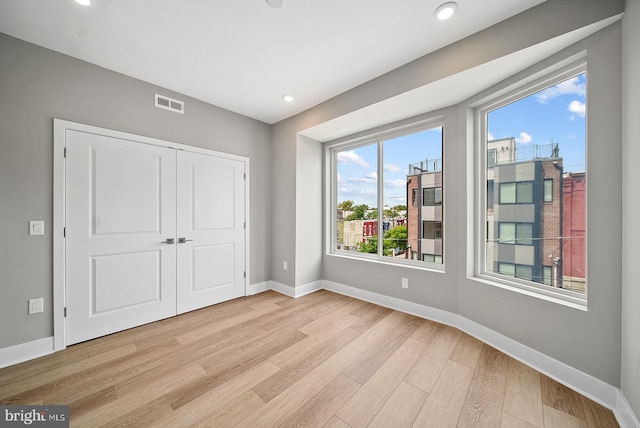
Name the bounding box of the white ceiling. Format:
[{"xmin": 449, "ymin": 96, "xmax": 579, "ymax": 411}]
[{"xmin": 1, "ymin": 0, "xmax": 558, "ymax": 124}]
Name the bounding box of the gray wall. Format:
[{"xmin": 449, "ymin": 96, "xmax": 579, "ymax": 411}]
[
  {"xmin": 0, "ymin": 34, "xmax": 272, "ymax": 349},
  {"xmin": 272, "ymin": 0, "xmax": 625, "ymax": 387},
  {"xmin": 621, "ymin": 0, "xmax": 640, "ymax": 418}
]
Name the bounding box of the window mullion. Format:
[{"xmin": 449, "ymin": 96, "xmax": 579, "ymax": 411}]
[{"xmin": 377, "ymin": 139, "xmax": 384, "ymax": 258}]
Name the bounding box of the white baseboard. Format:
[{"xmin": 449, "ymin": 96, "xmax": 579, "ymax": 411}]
[
  {"xmin": 0, "ymin": 337, "xmax": 55, "ymax": 369},
  {"xmin": 617, "ymin": 390, "xmax": 640, "ymax": 428},
  {"xmin": 247, "ymin": 281, "xmax": 270, "ymax": 296},
  {"xmin": 267, "ymin": 280, "xmax": 322, "ymax": 298}
]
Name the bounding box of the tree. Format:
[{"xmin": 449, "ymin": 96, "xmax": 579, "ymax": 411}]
[
  {"xmin": 345, "ymin": 204, "xmax": 368, "ymax": 221},
  {"xmin": 357, "ymin": 238, "xmax": 378, "ymax": 254},
  {"xmin": 384, "ymin": 209, "xmax": 398, "ymax": 219},
  {"xmin": 383, "ymin": 226, "xmax": 408, "ymax": 255},
  {"xmin": 337, "ymin": 200, "xmax": 354, "ymax": 211},
  {"xmin": 393, "ymin": 205, "xmax": 407, "ymax": 211}
]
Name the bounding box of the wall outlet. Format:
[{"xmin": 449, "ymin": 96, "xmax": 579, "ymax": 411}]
[
  {"xmin": 401, "ymin": 278, "xmax": 409, "ymax": 289},
  {"xmin": 283, "ymin": 261, "xmax": 288, "ymax": 270},
  {"xmin": 29, "ymin": 298, "xmax": 44, "ymax": 314}
]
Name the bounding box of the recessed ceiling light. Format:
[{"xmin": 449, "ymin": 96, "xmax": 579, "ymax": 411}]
[
  {"xmin": 266, "ymin": 0, "xmax": 286, "ymax": 9},
  {"xmin": 434, "ymin": 2, "xmax": 457, "ymax": 20},
  {"xmin": 282, "ymin": 94, "xmax": 294, "ymax": 103},
  {"xmin": 74, "ymin": 0, "xmax": 93, "ymax": 5}
]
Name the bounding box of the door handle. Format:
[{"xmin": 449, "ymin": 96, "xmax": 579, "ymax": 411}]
[
  {"xmin": 178, "ymin": 237, "xmax": 193, "ymax": 244},
  {"xmin": 161, "ymin": 238, "xmax": 175, "ymax": 244}
]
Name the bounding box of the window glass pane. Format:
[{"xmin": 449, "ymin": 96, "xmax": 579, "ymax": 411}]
[
  {"xmin": 544, "ymin": 179, "xmax": 553, "ymax": 202},
  {"xmin": 335, "ymin": 143, "xmax": 378, "ymax": 253},
  {"xmin": 484, "ymin": 72, "xmax": 587, "ymax": 294},
  {"xmin": 499, "ymin": 223, "xmax": 515, "ymax": 244},
  {"xmin": 516, "ymin": 182, "xmax": 533, "ymax": 203},
  {"xmin": 516, "ymin": 265, "xmax": 533, "ymax": 281},
  {"xmin": 498, "ymin": 263, "xmax": 515, "ymax": 276},
  {"xmin": 517, "ymin": 223, "xmax": 533, "ymax": 245},
  {"xmin": 499, "ymin": 183, "xmax": 516, "ymax": 204},
  {"xmin": 385, "ymin": 127, "xmax": 443, "ymax": 262}
]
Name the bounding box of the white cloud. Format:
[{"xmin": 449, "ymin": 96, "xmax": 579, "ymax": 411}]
[
  {"xmin": 516, "ymin": 131, "xmax": 533, "ymax": 144},
  {"xmin": 337, "ymin": 150, "xmax": 369, "ymax": 167},
  {"xmin": 348, "ymin": 171, "xmax": 377, "ymax": 184},
  {"xmin": 535, "ymin": 76, "xmax": 585, "ymax": 104},
  {"xmin": 568, "ymin": 100, "xmax": 586, "ymax": 117},
  {"xmin": 384, "ymin": 163, "xmax": 401, "ymax": 173},
  {"xmin": 488, "ymin": 132, "xmax": 495, "ymax": 141},
  {"xmin": 385, "ymin": 179, "xmax": 407, "ymax": 188}
]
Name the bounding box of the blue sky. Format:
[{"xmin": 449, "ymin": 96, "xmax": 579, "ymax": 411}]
[{"xmin": 337, "ymin": 73, "xmax": 586, "ymax": 209}]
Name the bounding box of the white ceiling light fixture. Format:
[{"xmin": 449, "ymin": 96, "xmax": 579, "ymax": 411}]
[
  {"xmin": 434, "ymin": 2, "xmax": 457, "ymax": 20},
  {"xmin": 282, "ymin": 94, "xmax": 294, "ymax": 103},
  {"xmin": 266, "ymin": 0, "xmax": 286, "ymax": 9},
  {"xmin": 74, "ymin": 0, "xmax": 93, "ymax": 6}
]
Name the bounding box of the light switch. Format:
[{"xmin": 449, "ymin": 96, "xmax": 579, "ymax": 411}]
[{"xmin": 29, "ymin": 221, "xmax": 44, "ymax": 236}]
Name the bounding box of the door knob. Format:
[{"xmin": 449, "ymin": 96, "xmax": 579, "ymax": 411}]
[
  {"xmin": 178, "ymin": 237, "xmax": 193, "ymax": 244},
  {"xmin": 161, "ymin": 238, "xmax": 175, "ymax": 244}
]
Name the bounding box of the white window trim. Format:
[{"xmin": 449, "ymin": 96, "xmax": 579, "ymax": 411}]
[
  {"xmin": 325, "ymin": 117, "xmax": 446, "ymax": 272},
  {"xmin": 473, "ymin": 61, "xmax": 588, "ymax": 310}
]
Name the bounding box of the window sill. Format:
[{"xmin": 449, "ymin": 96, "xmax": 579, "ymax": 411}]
[
  {"xmin": 471, "ymin": 273, "xmax": 587, "ymax": 311},
  {"xmin": 327, "ymin": 251, "xmax": 446, "ymax": 274}
]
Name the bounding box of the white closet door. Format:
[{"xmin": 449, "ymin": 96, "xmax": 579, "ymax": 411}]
[
  {"xmin": 65, "ymin": 131, "xmax": 177, "ymax": 345},
  {"xmin": 176, "ymin": 151, "xmax": 246, "ymax": 314}
]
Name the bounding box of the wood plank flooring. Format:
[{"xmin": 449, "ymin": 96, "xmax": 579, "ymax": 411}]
[{"xmin": 0, "ymin": 290, "xmax": 619, "ymax": 427}]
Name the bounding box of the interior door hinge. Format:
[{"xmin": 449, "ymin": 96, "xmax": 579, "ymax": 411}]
[
  {"xmin": 63, "ymin": 227, "xmax": 66, "ymax": 238},
  {"xmin": 244, "ymin": 173, "xmax": 246, "ymax": 180},
  {"xmin": 64, "ymin": 147, "xmax": 67, "ymax": 157},
  {"xmin": 244, "ymin": 271, "xmax": 246, "ymax": 278},
  {"xmin": 64, "ymin": 307, "xmax": 67, "ymax": 317}
]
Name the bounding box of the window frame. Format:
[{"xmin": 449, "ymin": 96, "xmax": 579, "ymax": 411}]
[
  {"xmin": 327, "ymin": 117, "xmax": 445, "ymax": 271},
  {"xmin": 474, "ymin": 61, "xmax": 588, "ymax": 308}
]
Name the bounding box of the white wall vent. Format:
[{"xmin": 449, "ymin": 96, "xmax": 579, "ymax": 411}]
[{"xmin": 154, "ymin": 93, "xmax": 184, "ymax": 114}]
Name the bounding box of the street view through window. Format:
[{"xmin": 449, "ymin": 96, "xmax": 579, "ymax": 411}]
[
  {"xmin": 484, "ymin": 71, "xmax": 587, "ymax": 293},
  {"xmin": 335, "ymin": 126, "xmax": 443, "ymax": 264}
]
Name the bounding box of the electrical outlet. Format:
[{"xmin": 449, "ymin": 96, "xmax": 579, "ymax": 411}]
[
  {"xmin": 29, "ymin": 298, "xmax": 44, "ymax": 314},
  {"xmin": 283, "ymin": 261, "xmax": 288, "ymax": 270},
  {"xmin": 401, "ymin": 278, "xmax": 409, "ymax": 289}
]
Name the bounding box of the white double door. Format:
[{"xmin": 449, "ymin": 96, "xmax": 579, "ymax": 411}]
[{"xmin": 65, "ymin": 130, "xmax": 246, "ymax": 345}]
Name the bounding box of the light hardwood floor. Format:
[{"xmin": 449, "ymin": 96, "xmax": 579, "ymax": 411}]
[{"xmin": 0, "ymin": 290, "xmax": 619, "ymax": 427}]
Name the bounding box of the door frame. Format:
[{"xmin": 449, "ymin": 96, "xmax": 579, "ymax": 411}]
[{"xmin": 53, "ymin": 119, "xmax": 251, "ymax": 350}]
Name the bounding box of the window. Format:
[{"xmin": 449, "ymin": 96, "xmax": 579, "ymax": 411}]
[
  {"xmin": 423, "ymin": 187, "xmax": 442, "ymax": 206},
  {"xmin": 544, "ymin": 179, "xmax": 553, "ymax": 202},
  {"xmin": 423, "ymin": 221, "xmax": 443, "ymax": 239},
  {"xmin": 332, "ymin": 124, "xmax": 443, "ymax": 265},
  {"xmin": 423, "ymin": 254, "xmax": 443, "ymax": 263},
  {"xmin": 498, "ymin": 222, "xmax": 533, "ymax": 245},
  {"xmin": 498, "ymin": 263, "xmax": 534, "ymax": 281},
  {"xmin": 478, "ymin": 64, "xmax": 587, "ymax": 301},
  {"xmin": 499, "ymin": 182, "xmax": 533, "ymax": 204}
]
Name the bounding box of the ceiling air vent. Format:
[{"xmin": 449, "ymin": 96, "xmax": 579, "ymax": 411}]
[{"xmin": 154, "ymin": 93, "xmax": 184, "ymax": 114}]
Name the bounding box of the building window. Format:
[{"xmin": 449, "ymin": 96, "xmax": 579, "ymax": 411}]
[
  {"xmin": 423, "ymin": 254, "xmax": 443, "ymax": 263},
  {"xmin": 544, "ymin": 179, "xmax": 553, "ymax": 202},
  {"xmin": 498, "ymin": 263, "xmax": 534, "ymax": 281},
  {"xmin": 331, "ymin": 123, "xmax": 443, "ymax": 266},
  {"xmin": 423, "ymin": 221, "xmax": 443, "ymax": 239},
  {"xmin": 499, "ymin": 182, "xmax": 533, "ymax": 204},
  {"xmin": 498, "ymin": 222, "xmax": 533, "ymax": 245},
  {"xmin": 423, "ymin": 187, "xmax": 442, "ymax": 206},
  {"xmin": 478, "ymin": 63, "xmax": 587, "ymax": 301}
]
